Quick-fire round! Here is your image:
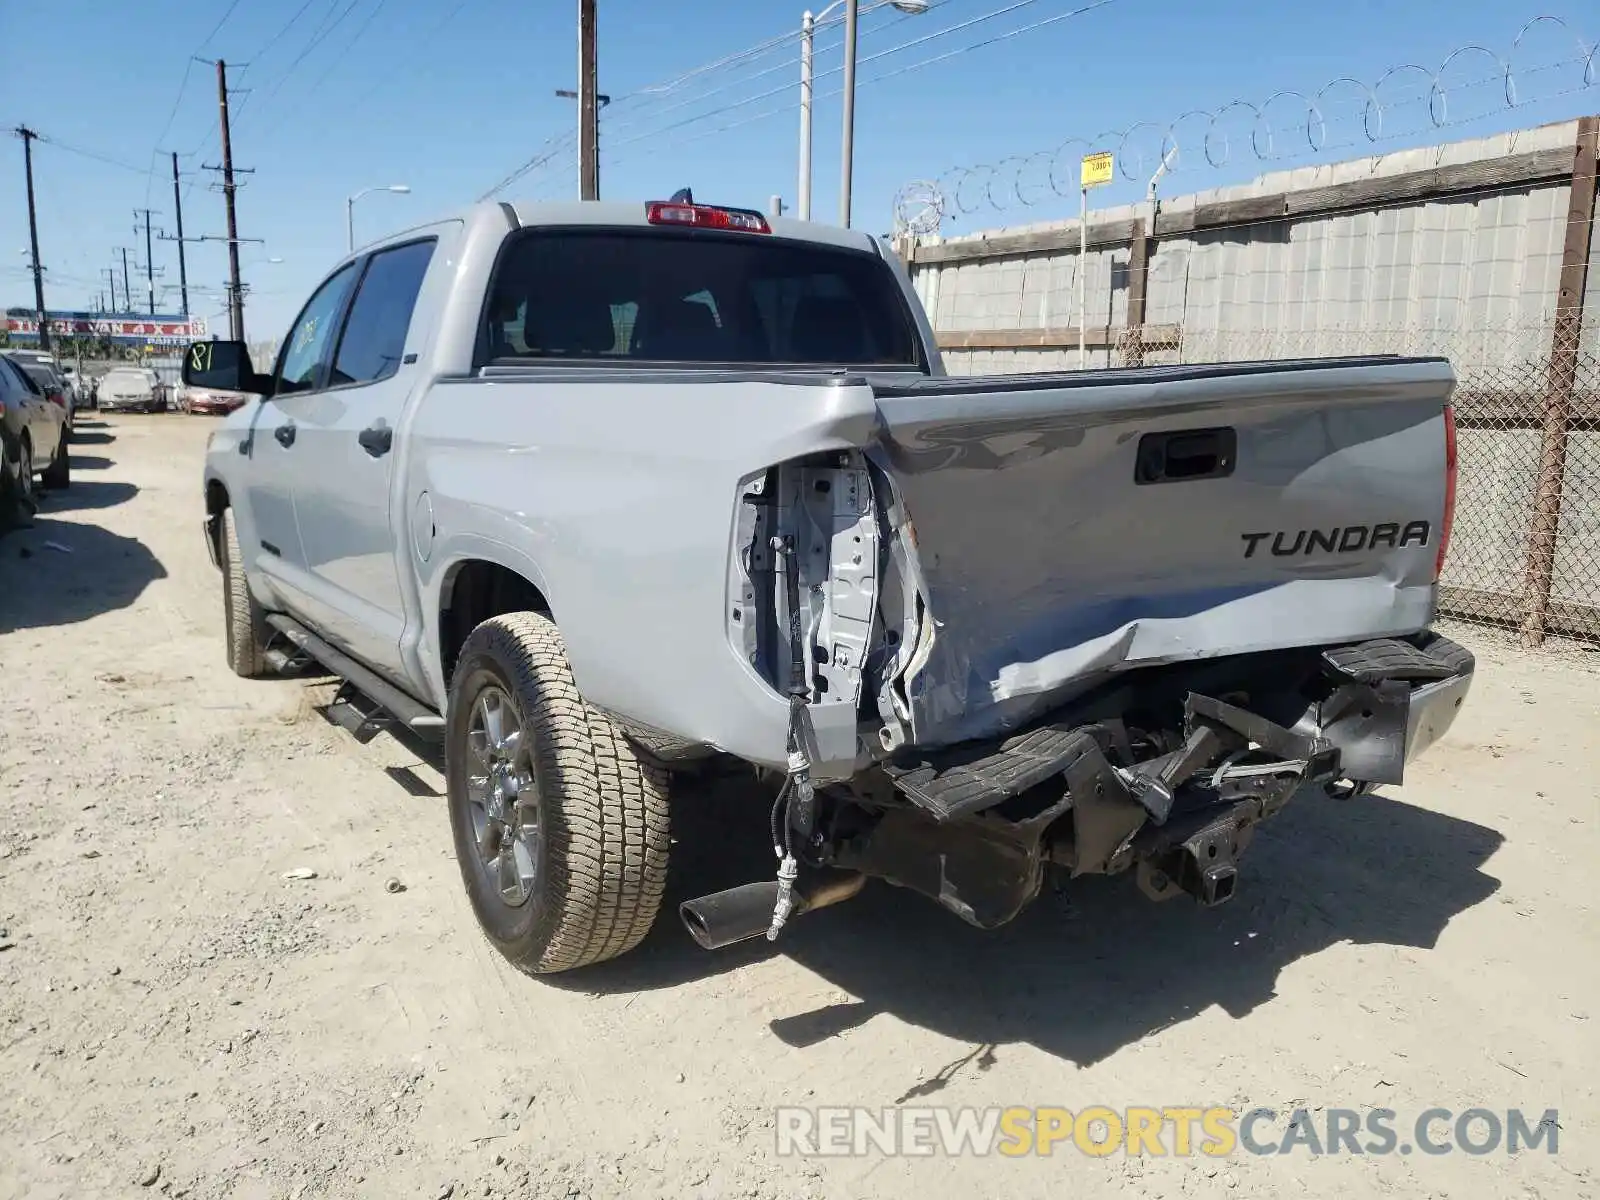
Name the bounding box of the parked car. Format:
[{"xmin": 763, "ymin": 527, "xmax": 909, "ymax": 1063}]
[
  {"xmin": 0, "ymin": 353, "xmax": 70, "ymax": 526},
  {"xmin": 184, "ymin": 385, "xmax": 254, "ymax": 416},
  {"xmin": 184, "ymin": 196, "xmax": 1473, "ymax": 978},
  {"xmin": 58, "ymin": 364, "xmax": 92, "ymax": 414},
  {"xmin": 4, "ymin": 350, "xmax": 76, "ymax": 437},
  {"xmin": 98, "ymin": 366, "xmax": 165, "ymax": 413}
]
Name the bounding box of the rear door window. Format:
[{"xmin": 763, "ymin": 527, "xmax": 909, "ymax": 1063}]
[
  {"xmin": 4, "ymin": 359, "xmax": 41, "ymax": 396},
  {"xmin": 330, "ymin": 239, "xmax": 436, "ymax": 387},
  {"xmin": 482, "ymin": 229, "xmax": 921, "ymax": 367}
]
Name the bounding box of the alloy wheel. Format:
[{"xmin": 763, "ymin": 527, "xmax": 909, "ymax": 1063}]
[{"xmin": 464, "ymin": 685, "xmax": 542, "ymax": 907}]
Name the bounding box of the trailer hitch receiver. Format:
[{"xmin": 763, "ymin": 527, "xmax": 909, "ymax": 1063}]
[{"xmin": 1136, "ymin": 806, "xmax": 1253, "ymax": 907}]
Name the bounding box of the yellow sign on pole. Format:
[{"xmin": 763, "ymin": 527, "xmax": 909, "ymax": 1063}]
[{"xmin": 1080, "ymin": 151, "xmax": 1115, "ymax": 188}]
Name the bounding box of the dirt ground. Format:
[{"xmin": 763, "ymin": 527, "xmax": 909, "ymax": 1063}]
[{"xmin": 0, "ymin": 414, "xmax": 1596, "ymax": 1200}]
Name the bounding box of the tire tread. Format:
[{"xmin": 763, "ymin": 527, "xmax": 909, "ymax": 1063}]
[
  {"xmin": 452, "ymin": 612, "xmax": 670, "ymax": 974},
  {"xmin": 221, "ymin": 508, "xmax": 269, "ymax": 678}
]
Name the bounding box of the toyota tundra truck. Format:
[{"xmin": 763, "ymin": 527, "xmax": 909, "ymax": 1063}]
[{"xmin": 183, "ymin": 193, "xmax": 1473, "ymax": 976}]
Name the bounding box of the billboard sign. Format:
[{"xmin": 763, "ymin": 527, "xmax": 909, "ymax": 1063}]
[{"xmin": 5, "ymin": 308, "xmax": 209, "ymax": 348}]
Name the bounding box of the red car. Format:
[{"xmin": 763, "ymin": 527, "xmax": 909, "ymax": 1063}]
[{"xmin": 185, "ymin": 386, "xmax": 253, "ymax": 416}]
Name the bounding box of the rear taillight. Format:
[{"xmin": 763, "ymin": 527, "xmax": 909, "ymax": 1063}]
[
  {"xmin": 645, "ymin": 201, "xmax": 769, "ymax": 233},
  {"xmin": 47, "ymin": 389, "xmax": 65, "ymax": 408},
  {"xmin": 1436, "ymin": 404, "xmax": 1457, "ymax": 581}
]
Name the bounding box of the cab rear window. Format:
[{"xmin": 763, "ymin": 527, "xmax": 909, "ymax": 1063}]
[{"xmin": 482, "ymin": 229, "xmax": 922, "ymax": 368}]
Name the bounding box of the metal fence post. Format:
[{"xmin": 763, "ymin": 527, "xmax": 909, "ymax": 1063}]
[
  {"xmin": 1122, "ymin": 216, "xmax": 1149, "ymax": 367},
  {"xmin": 1521, "ymin": 116, "xmax": 1599, "ymax": 647}
]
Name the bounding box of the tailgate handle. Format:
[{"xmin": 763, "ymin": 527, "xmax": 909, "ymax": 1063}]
[{"xmin": 1135, "ymin": 427, "xmax": 1236, "ymax": 485}]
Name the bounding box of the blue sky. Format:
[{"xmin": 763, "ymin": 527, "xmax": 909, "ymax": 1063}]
[{"xmin": 4, "ymin": 0, "xmax": 1598, "ymax": 339}]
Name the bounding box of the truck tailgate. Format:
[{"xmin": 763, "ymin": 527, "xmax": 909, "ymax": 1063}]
[{"xmin": 869, "ymin": 356, "xmax": 1457, "ymax": 747}]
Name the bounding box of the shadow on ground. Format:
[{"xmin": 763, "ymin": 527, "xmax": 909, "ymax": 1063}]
[
  {"xmin": 70, "ymin": 429, "xmax": 115, "ymax": 446},
  {"xmin": 37, "ymin": 479, "xmax": 138, "ymax": 513},
  {"xmin": 66, "ymin": 454, "xmax": 113, "ymax": 472},
  {"xmin": 557, "ymin": 767, "xmax": 1503, "ymax": 1069},
  {"xmin": 0, "ymin": 515, "xmax": 166, "ymax": 633},
  {"xmin": 309, "ymin": 658, "xmax": 1505, "ymax": 1070}
]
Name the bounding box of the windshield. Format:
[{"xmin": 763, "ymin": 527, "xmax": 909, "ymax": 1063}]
[
  {"xmin": 483, "ymin": 229, "xmax": 923, "ymax": 368},
  {"xmin": 13, "ymin": 362, "xmax": 55, "ymax": 387},
  {"xmin": 104, "ymin": 370, "xmax": 152, "ymax": 388}
]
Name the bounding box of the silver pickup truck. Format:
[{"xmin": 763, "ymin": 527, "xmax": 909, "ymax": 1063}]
[{"xmin": 184, "ymin": 194, "xmax": 1473, "ymax": 976}]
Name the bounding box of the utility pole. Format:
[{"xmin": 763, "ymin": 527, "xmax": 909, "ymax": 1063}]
[
  {"xmin": 117, "ymin": 247, "xmax": 133, "ymax": 313},
  {"xmin": 134, "ymin": 208, "xmax": 159, "ymax": 314},
  {"xmin": 557, "ymin": 88, "xmax": 608, "ymax": 199},
  {"xmin": 105, "ymin": 268, "xmax": 117, "ymax": 313},
  {"xmin": 214, "ymin": 59, "xmax": 245, "ymax": 340},
  {"xmin": 170, "ymin": 153, "xmax": 188, "ymax": 316},
  {"xmin": 839, "ymin": 0, "xmax": 859, "ymax": 227},
  {"xmin": 578, "ymin": 0, "xmax": 598, "ymax": 200},
  {"xmin": 14, "ymin": 126, "xmax": 50, "ymax": 350}
]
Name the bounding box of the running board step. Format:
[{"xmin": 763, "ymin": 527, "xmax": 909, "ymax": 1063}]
[
  {"xmin": 264, "ymin": 614, "xmax": 445, "ymax": 737},
  {"xmin": 326, "ymin": 682, "xmax": 391, "ymax": 745},
  {"xmin": 263, "ymin": 645, "xmax": 315, "ymax": 676}
]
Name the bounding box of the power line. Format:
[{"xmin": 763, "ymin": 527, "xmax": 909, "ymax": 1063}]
[
  {"xmin": 246, "ymin": 0, "xmax": 395, "ymax": 143},
  {"xmin": 590, "ymin": 3, "xmax": 915, "ymax": 143},
  {"xmin": 603, "ymin": 0, "xmax": 1125, "ymax": 170},
  {"xmin": 148, "ymin": 57, "xmax": 198, "ymax": 199},
  {"xmin": 197, "ymin": 0, "xmax": 247, "ymax": 57},
  {"xmin": 609, "ymin": 0, "xmax": 918, "ymax": 118},
  {"xmin": 863, "ymin": 0, "xmax": 1123, "ymax": 84},
  {"xmin": 490, "ymin": 0, "xmax": 1067, "ymax": 192},
  {"xmin": 237, "ymin": 0, "xmax": 367, "ymax": 125},
  {"xmin": 28, "ymin": 133, "xmax": 149, "ymax": 175},
  {"xmin": 145, "ymin": 0, "xmax": 248, "ymax": 203},
  {"xmin": 632, "ymin": 27, "xmax": 809, "ymax": 99},
  {"xmin": 478, "ymin": 131, "xmax": 580, "ymax": 201},
  {"xmin": 339, "ymin": 0, "xmax": 475, "ymax": 118},
  {"xmin": 246, "ymin": 0, "xmax": 329, "ymax": 70},
  {"xmin": 476, "ymin": 1, "xmax": 919, "ymax": 199},
  {"xmin": 611, "ymin": 0, "xmax": 1067, "ymax": 150}
]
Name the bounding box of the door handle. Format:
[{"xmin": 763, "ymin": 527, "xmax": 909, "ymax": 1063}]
[
  {"xmin": 274, "ymin": 422, "xmax": 296, "ymax": 448},
  {"xmin": 358, "ymin": 423, "xmax": 393, "ymax": 457}
]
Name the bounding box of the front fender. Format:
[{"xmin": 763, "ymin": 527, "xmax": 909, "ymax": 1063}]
[{"xmin": 202, "ymin": 417, "xmax": 276, "ymax": 612}]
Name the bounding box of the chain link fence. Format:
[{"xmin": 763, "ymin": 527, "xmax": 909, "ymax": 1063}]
[{"xmin": 942, "ymin": 321, "xmax": 1600, "ymax": 647}]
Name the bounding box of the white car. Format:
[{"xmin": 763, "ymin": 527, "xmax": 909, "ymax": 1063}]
[
  {"xmin": 98, "ymin": 367, "xmax": 164, "ymax": 413},
  {"xmin": 59, "ymin": 364, "xmax": 90, "ymax": 412}
]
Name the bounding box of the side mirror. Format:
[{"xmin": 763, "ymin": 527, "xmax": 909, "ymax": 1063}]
[{"xmin": 182, "ymin": 340, "xmax": 271, "ymax": 396}]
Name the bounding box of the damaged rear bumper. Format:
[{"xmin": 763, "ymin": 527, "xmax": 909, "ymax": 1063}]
[{"xmin": 823, "ymin": 631, "xmax": 1474, "ymax": 928}]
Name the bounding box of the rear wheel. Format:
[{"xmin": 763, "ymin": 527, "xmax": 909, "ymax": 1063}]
[
  {"xmin": 446, "ymin": 612, "xmax": 671, "ymax": 974},
  {"xmin": 15, "ymin": 438, "xmax": 35, "ymax": 509},
  {"xmin": 0, "ymin": 431, "xmax": 33, "ymax": 531},
  {"xmin": 41, "ymin": 428, "xmax": 69, "ymax": 490},
  {"xmin": 220, "ymin": 508, "xmax": 271, "ymax": 677}
]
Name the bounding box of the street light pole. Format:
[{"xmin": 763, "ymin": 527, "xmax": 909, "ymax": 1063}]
[
  {"xmin": 798, "ymin": 0, "xmax": 927, "ymax": 223},
  {"xmin": 838, "ymin": 0, "xmax": 859, "ymax": 227},
  {"xmin": 798, "ymin": 10, "xmax": 815, "ymax": 220},
  {"xmin": 346, "ymin": 185, "xmax": 411, "ymax": 253}
]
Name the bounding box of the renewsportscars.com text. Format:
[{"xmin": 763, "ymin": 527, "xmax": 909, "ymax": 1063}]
[{"xmin": 774, "ymin": 1106, "xmax": 1561, "ymax": 1158}]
